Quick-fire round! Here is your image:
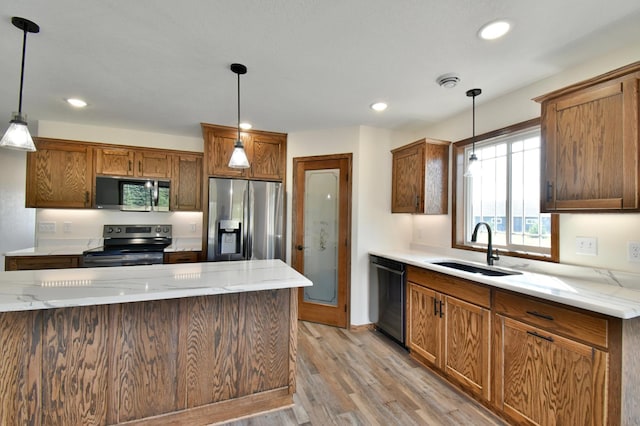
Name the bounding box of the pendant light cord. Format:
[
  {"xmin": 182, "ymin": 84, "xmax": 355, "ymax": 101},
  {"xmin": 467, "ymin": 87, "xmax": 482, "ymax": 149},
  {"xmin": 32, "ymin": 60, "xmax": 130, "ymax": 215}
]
[
  {"xmin": 237, "ymin": 71, "xmax": 241, "ymax": 142},
  {"xmin": 471, "ymin": 93, "xmax": 475, "ymax": 153},
  {"xmin": 18, "ymin": 27, "xmax": 28, "ymax": 115}
]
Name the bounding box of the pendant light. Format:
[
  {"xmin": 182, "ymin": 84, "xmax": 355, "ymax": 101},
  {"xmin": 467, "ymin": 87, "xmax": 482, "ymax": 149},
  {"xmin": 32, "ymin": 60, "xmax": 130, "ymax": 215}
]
[
  {"xmin": 0, "ymin": 17, "xmax": 40, "ymax": 152},
  {"xmin": 464, "ymin": 88, "xmax": 482, "ymax": 178},
  {"xmin": 228, "ymin": 63, "xmax": 250, "ymax": 169}
]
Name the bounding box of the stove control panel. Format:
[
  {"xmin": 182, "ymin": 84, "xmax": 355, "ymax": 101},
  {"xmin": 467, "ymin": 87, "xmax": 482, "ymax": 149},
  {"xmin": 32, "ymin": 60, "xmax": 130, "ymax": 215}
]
[{"xmin": 103, "ymin": 224, "xmax": 172, "ymax": 238}]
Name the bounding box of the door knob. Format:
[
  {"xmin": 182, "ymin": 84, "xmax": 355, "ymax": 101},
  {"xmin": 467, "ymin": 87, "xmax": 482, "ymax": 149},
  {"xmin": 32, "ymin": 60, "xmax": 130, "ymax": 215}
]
[{"xmin": 296, "ymin": 245, "xmax": 305, "ymax": 251}]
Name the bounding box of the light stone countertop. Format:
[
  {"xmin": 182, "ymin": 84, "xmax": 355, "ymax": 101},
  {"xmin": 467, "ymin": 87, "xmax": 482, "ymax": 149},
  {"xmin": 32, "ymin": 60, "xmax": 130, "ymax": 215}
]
[
  {"xmin": 0, "ymin": 259, "xmax": 311, "ymax": 313},
  {"xmin": 371, "ymin": 249, "xmax": 640, "ymax": 319}
]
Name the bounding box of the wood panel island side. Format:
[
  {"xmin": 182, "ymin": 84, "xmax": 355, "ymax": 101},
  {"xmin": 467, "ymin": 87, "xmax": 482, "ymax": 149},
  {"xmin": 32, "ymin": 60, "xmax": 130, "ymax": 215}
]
[{"xmin": 0, "ymin": 259, "xmax": 312, "ymax": 425}]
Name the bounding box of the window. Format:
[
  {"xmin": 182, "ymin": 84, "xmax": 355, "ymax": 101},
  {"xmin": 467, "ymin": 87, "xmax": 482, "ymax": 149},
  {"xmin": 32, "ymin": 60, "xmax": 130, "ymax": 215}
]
[{"xmin": 453, "ymin": 118, "xmax": 558, "ymax": 261}]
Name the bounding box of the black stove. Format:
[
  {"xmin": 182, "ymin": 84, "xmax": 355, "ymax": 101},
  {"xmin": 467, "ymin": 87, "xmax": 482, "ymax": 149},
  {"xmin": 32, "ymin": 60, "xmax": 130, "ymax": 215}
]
[{"xmin": 82, "ymin": 224, "xmax": 172, "ymax": 267}]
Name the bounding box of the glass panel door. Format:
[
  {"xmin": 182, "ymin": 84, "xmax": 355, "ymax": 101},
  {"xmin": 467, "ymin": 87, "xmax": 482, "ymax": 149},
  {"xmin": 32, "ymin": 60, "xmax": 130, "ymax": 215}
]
[{"xmin": 303, "ymin": 169, "xmax": 339, "ymax": 306}]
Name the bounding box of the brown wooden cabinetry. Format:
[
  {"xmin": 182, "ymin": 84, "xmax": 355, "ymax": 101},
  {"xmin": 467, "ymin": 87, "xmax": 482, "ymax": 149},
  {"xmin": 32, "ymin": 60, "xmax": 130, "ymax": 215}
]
[
  {"xmin": 26, "ymin": 138, "xmax": 93, "ymax": 208},
  {"xmin": 406, "ymin": 266, "xmax": 491, "ymax": 401},
  {"xmin": 172, "ymin": 153, "xmax": 202, "ymax": 211},
  {"xmin": 5, "ymin": 255, "xmax": 81, "ymax": 271},
  {"xmin": 164, "ymin": 251, "xmax": 200, "ymax": 264},
  {"xmin": 201, "ymin": 123, "xmax": 287, "ymax": 182},
  {"xmin": 0, "ymin": 288, "xmax": 297, "ymax": 425},
  {"xmin": 493, "ymin": 290, "xmax": 612, "ymax": 425},
  {"xmin": 535, "ymin": 61, "xmax": 640, "ymax": 212},
  {"xmin": 391, "ymin": 138, "xmax": 449, "ymax": 214},
  {"xmin": 95, "ymin": 147, "xmax": 172, "ymax": 178}
]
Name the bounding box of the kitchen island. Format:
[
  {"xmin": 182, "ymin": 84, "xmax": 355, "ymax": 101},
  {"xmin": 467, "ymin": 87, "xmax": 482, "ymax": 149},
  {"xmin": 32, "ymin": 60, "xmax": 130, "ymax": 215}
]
[{"xmin": 0, "ymin": 260, "xmax": 311, "ymax": 425}]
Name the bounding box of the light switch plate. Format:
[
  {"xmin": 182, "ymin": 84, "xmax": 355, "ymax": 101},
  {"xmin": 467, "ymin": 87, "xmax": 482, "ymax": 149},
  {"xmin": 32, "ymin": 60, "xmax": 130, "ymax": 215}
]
[
  {"xmin": 575, "ymin": 236, "xmax": 597, "ymax": 256},
  {"xmin": 38, "ymin": 222, "xmax": 56, "ymax": 233}
]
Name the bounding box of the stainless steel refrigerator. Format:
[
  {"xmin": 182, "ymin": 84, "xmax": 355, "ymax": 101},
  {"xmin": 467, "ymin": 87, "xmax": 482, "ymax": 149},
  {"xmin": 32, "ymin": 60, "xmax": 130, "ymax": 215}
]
[{"xmin": 207, "ymin": 178, "xmax": 284, "ymax": 261}]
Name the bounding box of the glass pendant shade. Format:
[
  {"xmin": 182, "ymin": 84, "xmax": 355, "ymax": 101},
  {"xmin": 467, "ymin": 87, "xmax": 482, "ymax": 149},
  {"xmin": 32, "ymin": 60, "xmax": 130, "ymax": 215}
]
[
  {"xmin": 0, "ymin": 114, "xmax": 35, "ymax": 151},
  {"xmin": 3, "ymin": 17, "xmax": 40, "ymax": 153},
  {"xmin": 464, "ymin": 152, "xmax": 479, "ymax": 177},
  {"xmin": 228, "ymin": 63, "xmax": 250, "ymax": 169},
  {"xmin": 229, "ymin": 140, "xmax": 250, "ymax": 168}
]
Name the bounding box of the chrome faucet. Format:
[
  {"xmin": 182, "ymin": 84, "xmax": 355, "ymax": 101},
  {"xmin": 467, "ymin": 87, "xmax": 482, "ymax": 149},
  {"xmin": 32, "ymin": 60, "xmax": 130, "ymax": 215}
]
[{"xmin": 471, "ymin": 222, "xmax": 499, "ymax": 266}]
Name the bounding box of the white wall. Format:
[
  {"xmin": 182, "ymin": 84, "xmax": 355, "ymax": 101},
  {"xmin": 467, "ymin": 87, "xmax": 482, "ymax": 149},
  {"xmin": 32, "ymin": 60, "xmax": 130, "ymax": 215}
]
[
  {"xmin": 409, "ymin": 44, "xmax": 640, "ymax": 273},
  {"xmin": 287, "ymin": 126, "xmax": 412, "ymax": 326},
  {"xmin": 37, "ymin": 120, "xmax": 203, "ymax": 152},
  {"xmin": 0, "ymin": 149, "xmax": 35, "ymax": 270}
]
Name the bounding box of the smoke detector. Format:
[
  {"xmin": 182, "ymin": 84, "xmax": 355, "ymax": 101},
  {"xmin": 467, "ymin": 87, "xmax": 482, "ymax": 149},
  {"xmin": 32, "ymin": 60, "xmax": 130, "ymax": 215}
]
[{"xmin": 436, "ymin": 73, "xmax": 460, "ymax": 88}]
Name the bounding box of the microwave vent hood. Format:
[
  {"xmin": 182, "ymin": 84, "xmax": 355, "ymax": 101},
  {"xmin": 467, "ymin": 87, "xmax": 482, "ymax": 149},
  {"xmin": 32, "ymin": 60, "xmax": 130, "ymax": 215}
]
[{"xmin": 95, "ymin": 176, "xmax": 170, "ymax": 212}]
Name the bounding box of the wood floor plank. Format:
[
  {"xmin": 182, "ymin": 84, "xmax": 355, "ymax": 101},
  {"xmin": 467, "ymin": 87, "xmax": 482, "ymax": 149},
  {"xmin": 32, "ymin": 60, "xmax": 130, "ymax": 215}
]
[{"xmin": 217, "ymin": 321, "xmax": 506, "ymax": 426}]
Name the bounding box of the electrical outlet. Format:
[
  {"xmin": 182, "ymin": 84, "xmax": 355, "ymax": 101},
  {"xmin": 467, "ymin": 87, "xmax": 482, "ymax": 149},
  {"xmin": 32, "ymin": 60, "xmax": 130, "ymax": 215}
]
[
  {"xmin": 628, "ymin": 242, "xmax": 640, "ymax": 262},
  {"xmin": 575, "ymin": 236, "xmax": 597, "ymax": 256},
  {"xmin": 63, "ymin": 221, "xmax": 72, "ymax": 233},
  {"xmin": 38, "ymin": 222, "xmax": 56, "ymax": 233},
  {"xmin": 190, "ymin": 223, "xmax": 197, "ymax": 232}
]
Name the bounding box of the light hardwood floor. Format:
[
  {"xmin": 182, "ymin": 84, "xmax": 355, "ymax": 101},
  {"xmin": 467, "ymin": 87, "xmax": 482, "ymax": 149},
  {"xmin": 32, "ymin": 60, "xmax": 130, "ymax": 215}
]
[{"xmin": 217, "ymin": 321, "xmax": 506, "ymax": 426}]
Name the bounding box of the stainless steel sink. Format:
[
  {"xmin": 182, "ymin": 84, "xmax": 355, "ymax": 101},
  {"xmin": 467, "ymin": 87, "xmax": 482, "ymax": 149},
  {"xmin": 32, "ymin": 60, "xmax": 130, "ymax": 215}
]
[{"xmin": 432, "ymin": 261, "xmax": 521, "ymax": 277}]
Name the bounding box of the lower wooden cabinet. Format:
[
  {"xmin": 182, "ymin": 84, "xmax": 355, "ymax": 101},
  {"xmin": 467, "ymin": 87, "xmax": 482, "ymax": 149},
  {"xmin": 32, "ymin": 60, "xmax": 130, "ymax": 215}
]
[
  {"xmin": 5, "ymin": 255, "xmax": 81, "ymax": 271},
  {"xmin": 494, "ymin": 315, "xmax": 608, "ymax": 425},
  {"xmin": 164, "ymin": 251, "xmax": 200, "ymax": 264},
  {"xmin": 406, "ymin": 267, "xmax": 491, "ymax": 401}
]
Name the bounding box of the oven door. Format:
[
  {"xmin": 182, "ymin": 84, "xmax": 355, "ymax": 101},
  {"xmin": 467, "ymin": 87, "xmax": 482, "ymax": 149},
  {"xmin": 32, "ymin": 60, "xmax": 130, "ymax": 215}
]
[{"xmin": 82, "ymin": 251, "xmax": 164, "ymax": 267}]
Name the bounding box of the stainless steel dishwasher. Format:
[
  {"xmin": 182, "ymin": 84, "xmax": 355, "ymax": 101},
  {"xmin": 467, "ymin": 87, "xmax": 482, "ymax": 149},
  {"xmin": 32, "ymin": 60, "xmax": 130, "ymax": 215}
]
[{"xmin": 370, "ymin": 255, "xmax": 406, "ymax": 347}]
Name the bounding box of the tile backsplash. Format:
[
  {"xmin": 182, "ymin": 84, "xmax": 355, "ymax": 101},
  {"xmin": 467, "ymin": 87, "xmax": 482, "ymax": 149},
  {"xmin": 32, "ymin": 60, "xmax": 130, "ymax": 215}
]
[{"xmin": 36, "ymin": 209, "xmax": 203, "ymax": 250}]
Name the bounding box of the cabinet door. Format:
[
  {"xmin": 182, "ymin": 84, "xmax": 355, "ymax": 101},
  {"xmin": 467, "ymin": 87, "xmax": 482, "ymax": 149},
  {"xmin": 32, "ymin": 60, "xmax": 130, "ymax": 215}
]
[
  {"xmin": 442, "ymin": 295, "xmax": 490, "ymax": 401},
  {"xmin": 248, "ymin": 133, "xmax": 285, "ymax": 181},
  {"xmin": 173, "ymin": 154, "xmax": 202, "ymax": 211},
  {"xmin": 407, "ymin": 282, "xmax": 441, "ymax": 365},
  {"xmin": 5, "ymin": 255, "xmax": 81, "ymax": 271},
  {"xmin": 95, "ymin": 147, "xmax": 135, "ymax": 176},
  {"xmin": 495, "ymin": 315, "xmax": 607, "ymax": 425},
  {"xmin": 542, "ymin": 75, "xmax": 639, "ymax": 211},
  {"xmin": 136, "ymin": 151, "xmax": 172, "ymax": 178},
  {"xmin": 391, "ymin": 143, "xmax": 424, "ymax": 213},
  {"xmin": 26, "ymin": 139, "xmax": 93, "ymax": 208},
  {"xmin": 164, "ymin": 251, "xmax": 200, "ymax": 264},
  {"xmin": 206, "ymin": 130, "xmax": 249, "ymax": 178}
]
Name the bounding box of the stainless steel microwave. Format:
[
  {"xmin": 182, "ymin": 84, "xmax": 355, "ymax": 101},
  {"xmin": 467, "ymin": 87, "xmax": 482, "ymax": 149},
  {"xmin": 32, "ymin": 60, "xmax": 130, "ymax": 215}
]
[{"xmin": 94, "ymin": 176, "xmax": 170, "ymax": 211}]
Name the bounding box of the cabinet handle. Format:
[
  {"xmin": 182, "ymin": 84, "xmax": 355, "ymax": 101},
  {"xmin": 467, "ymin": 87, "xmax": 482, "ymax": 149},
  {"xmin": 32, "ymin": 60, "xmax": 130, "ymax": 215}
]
[
  {"xmin": 526, "ymin": 310, "xmax": 554, "ymax": 321},
  {"xmin": 546, "ymin": 181, "xmax": 553, "ymax": 202},
  {"xmin": 433, "ymin": 298, "xmax": 438, "ymax": 316},
  {"xmin": 84, "ymin": 191, "xmax": 89, "ymax": 206},
  {"xmin": 128, "ymin": 160, "xmax": 132, "ymax": 172},
  {"xmin": 527, "ymin": 331, "xmax": 554, "ymax": 343},
  {"xmin": 415, "ymin": 194, "xmax": 419, "ymax": 209},
  {"xmin": 439, "ymin": 300, "xmax": 444, "ymax": 318},
  {"xmin": 175, "ymin": 195, "xmax": 178, "ymax": 208},
  {"xmin": 138, "ymin": 161, "xmax": 142, "ymax": 173}
]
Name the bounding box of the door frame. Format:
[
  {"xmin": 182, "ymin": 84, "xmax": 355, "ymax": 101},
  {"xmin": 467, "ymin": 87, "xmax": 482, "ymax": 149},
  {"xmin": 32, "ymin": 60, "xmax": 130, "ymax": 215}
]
[{"xmin": 291, "ymin": 153, "xmax": 352, "ymax": 328}]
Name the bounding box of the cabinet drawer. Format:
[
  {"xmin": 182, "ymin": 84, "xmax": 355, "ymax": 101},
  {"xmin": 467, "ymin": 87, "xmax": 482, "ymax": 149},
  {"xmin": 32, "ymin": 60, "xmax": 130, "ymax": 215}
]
[
  {"xmin": 164, "ymin": 251, "xmax": 200, "ymax": 264},
  {"xmin": 5, "ymin": 255, "xmax": 81, "ymax": 271},
  {"xmin": 407, "ymin": 266, "xmax": 490, "ymax": 308},
  {"xmin": 494, "ymin": 290, "xmax": 609, "ymax": 348}
]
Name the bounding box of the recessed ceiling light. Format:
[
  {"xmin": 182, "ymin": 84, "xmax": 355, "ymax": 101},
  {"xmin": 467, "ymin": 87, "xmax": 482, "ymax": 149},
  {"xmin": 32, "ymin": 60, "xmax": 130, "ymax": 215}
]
[
  {"xmin": 478, "ymin": 20, "xmax": 511, "ymax": 40},
  {"xmin": 239, "ymin": 122, "xmax": 252, "ymax": 130},
  {"xmin": 370, "ymin": 102, "xmax": 388, "ymax": 112},
  {"xmin": 66, "ymin": 98, "xmax": 87, "ymax": 108}
]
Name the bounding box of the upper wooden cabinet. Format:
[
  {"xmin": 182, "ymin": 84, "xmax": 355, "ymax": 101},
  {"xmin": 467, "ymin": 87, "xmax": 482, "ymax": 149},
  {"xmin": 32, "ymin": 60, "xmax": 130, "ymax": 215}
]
[
  {"xmin": 95, "ymin": 147, "xmax": 172, "ymax": 178},
  {"xmin": 173, "ymin": 153, "xmax": 202, "ymax": 211},
  {"xmin": 26, "ymin": 138, "xmax": 93, "ymax": 208},
  {"xmin": 391, "ymin": 138, "xmax": 449, "ymax": 214},
  {"xmin": 535, "ymin": 61, "xmax": 640, "ymax": 212},
  {"xmin": 201, "ymin": 123, "xmax": 287, "ymax": 181}
]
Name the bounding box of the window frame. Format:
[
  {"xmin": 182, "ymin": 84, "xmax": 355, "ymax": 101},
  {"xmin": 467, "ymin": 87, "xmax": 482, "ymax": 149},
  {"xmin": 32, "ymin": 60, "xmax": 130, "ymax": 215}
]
[{"xmin": 452, "ymin": 118, "xmax": 559, "ymax": 262}]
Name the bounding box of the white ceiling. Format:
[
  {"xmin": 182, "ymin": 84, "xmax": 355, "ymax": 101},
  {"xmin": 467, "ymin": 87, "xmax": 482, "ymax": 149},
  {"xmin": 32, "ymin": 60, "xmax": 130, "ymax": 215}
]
[{"xmin": 2, "ymin": 0, "xmax": 640, "ymax": 139}]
